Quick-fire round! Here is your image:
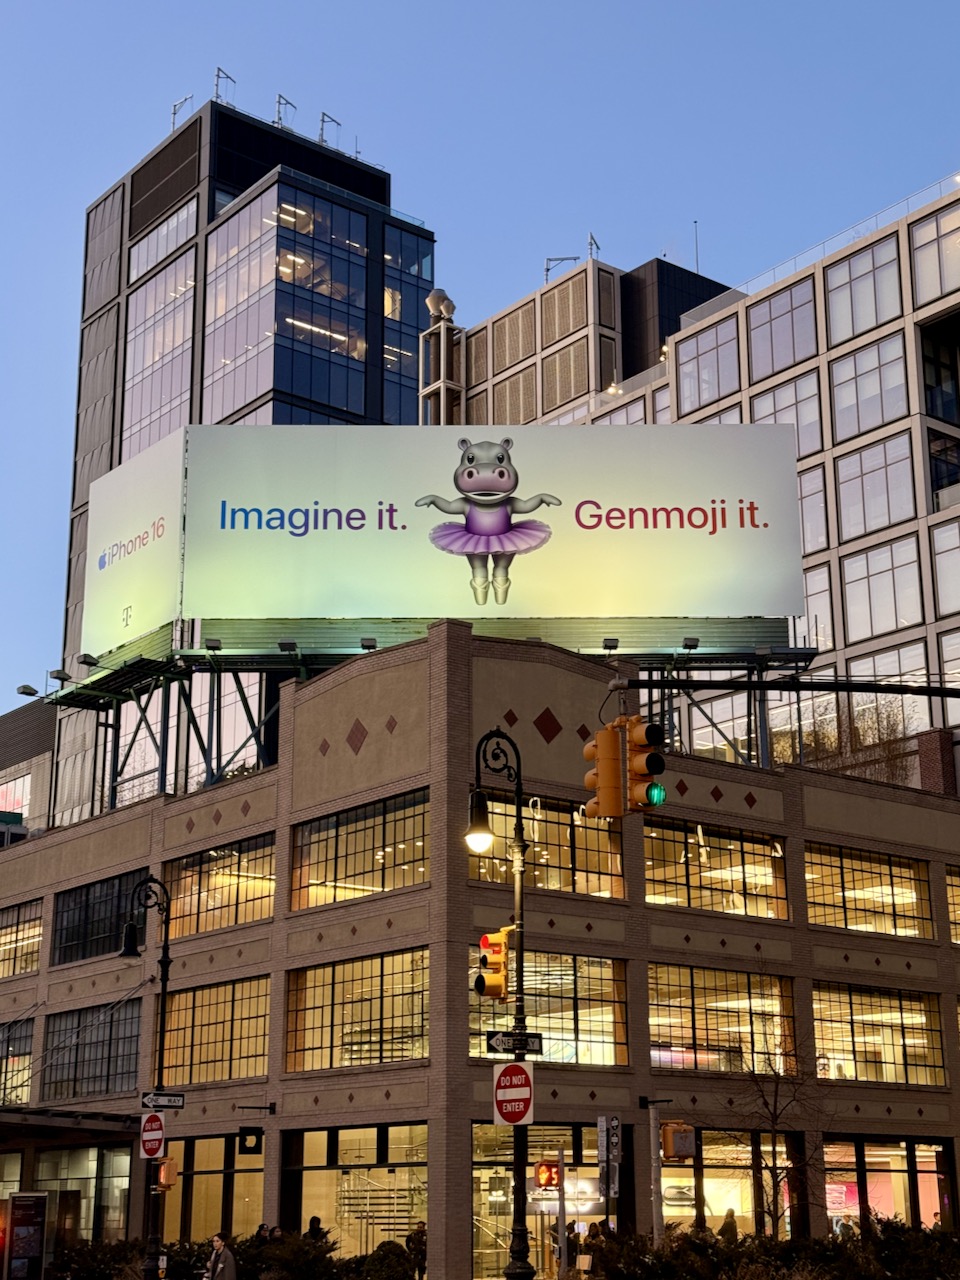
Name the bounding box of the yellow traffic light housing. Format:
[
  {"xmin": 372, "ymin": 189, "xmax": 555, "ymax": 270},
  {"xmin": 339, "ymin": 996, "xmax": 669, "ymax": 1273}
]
[
  {"xmin": 475, "ymin": 929, "xmax": 510, "ymax": 1001},
  {"xmin": 583, "ymin": 726, "xmax": 624, "ymax": 819},
  {"xmin": 626, "ymin": 716, "xmax": 667, "ymax": 811},
  {"xmin": 157, "ymin": 1156, "xmax": 179, "ymax": 1190}
]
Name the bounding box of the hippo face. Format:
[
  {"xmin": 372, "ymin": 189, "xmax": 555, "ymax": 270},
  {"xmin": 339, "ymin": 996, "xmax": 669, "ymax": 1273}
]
[{"xmin": 454, "ymin": 437, "xmax": 517, "ymax": 505}]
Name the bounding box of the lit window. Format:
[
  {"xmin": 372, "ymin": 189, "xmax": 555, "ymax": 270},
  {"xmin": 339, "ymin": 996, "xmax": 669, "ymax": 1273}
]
[
  {"xmin": 645, "ymin": 819, "xmax": 787, "ymax": 919},
  {"xmin": 805, "ymin": 843, "xmax": 932, "ymax": 938},
  {"xmin": 814, "ymin": 983, "xmax": 943, "ymax": 1085}
]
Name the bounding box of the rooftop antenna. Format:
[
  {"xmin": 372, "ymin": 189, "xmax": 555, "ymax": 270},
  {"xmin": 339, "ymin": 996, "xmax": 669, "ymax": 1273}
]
[
  {"xmin": 214, "ymin": 67, "xmax": 235, "ymax": 103},
  {"xmin": 171, "ymin": 95, "xmax": 193, "ymax": 133},
  {"xmin": 354, "ymin": 136, "xmax": 361, "ymax": 159},
  {"xmin": 275, "ymin": 95, "xmax": 296, "ymax": 129},
  {"xmin": 694, "ymin": 220, "xmax": 700, "ymax": 273},
  {"xmin": 544, "ymin": 255, "xmax": 579, "ymax": 284},
  {"xmin": 319, "ymin": 111, "xmax": 341, "ymax": 147},
  {"xmin": 587, "ymin": 232, "xmax": 600, "ymax": 260}
]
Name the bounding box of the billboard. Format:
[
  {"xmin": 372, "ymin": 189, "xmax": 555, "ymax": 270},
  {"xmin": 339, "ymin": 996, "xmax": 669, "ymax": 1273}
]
[
  {"xmin": 83, "ymin": 424, "xmax": 803, "ymax": 656},
  {"xmin": 82, "ymin": 430, "xmax": 186, "ymax": 656}
]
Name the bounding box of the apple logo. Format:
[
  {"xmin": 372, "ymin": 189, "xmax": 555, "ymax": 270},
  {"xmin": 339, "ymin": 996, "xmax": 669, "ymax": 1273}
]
[{"xmin": 99, "ymin": 550, "xmax": 107, "ymax": 570}]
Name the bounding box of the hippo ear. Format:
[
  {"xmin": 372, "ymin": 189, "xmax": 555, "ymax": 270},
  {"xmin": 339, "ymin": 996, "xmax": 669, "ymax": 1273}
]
[
  {"xmin": 500, "ymin": 437, "xmax": 513, "ymax": 450},
  {"xmin": 458, "ymin": 438, "xmax": 472, "ymax": 451}
]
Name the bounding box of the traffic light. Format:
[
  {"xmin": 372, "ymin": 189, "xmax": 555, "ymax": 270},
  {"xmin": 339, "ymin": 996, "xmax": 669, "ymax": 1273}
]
[
  {"xmin": 583, "ymin": 726, "xmax": 624, "ymax": 819},
  {"xmin": 157, "ymin": 1157, "xmax": 179, "ymax": 1189},
  {"xmin": 661, "ymin": 1123, "xmax": 695, "ymax": 1160},
  {"xmin": 626, "ymin": 716, "xmax": 667, "ymax": 811},
  {"xmin": 475, "ymin": 929, "xmax": 510, "ymax": 1001},
  {"xmin": 534, "ymin": 1160, "xmax": 561, "ymax": 1189}
]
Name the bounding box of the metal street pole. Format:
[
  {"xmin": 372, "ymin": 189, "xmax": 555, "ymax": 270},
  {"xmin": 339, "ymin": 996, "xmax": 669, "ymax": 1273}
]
[
  {"xmin": 121, "ymin": 876, "xmax": 172, "ymax": 1280},
  {"xmin": 472, "ymin": 728, "xmax": 535, "ymax": 1280}
]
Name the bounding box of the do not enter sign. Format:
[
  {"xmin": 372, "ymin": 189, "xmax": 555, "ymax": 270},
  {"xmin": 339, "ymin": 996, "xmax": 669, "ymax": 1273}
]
[
  {"xmin": 140, "ymin": 1111, "xmax": 165, "ymax": 1159},
  {"xmin": 493, "ymin": 1061, "xmax": 534, "ymax": 1126}
]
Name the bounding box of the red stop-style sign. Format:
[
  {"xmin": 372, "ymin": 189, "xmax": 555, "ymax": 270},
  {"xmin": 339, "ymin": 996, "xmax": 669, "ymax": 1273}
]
[
  {"xmin": 140, "ymin": 1111, "xmax": 165, "ymax": 1159},
  {"xmin": 493, "ymin": 1061, "xmax": 534, "ymax": 1126}
]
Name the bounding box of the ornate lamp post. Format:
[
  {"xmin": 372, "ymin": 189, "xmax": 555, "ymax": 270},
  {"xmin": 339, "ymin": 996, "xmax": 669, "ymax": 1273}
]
[
  {"xmin": 465, "ymin": 727, "xmax": 535, "ymax": 1280},
  {"xmin": 120, "ymin": 875, "xmax": 172, "ymax": 1280}
]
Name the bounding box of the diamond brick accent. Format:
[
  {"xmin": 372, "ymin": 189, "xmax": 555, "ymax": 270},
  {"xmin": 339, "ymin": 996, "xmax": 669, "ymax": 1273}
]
[
  {"xmin": 548, "ymin": 918, "xmax": 556, "ymax": 929},
  {"xmin": 886, "ymin": 1106, "xmax": 892, "ymax": 1115},
  {"xmin": 843, "ymin": 954, "xmax": 850, "ymax": 962},
  {"xmin": 319, "ymin": 739, "xmax": 330, "ymax": 756},
  {"xmin": 212, "ymin": 808, "xmax": 222, "ymax": 825},
  {"xmin": 720, "ymin": 938, "xmax": 727, "ymax": 947},
  {"xmin": 347, "ymin": 719, "xmax": 368, "ymax": 754},
  {"xmin": 585, "ymin": 922, "xmax": 593, "ymax": 932},
  {"xmin": 744, "ymin": 791, "xmax": 757, "ymax": 809},
  {"xmin": 755, "ymin": 942, "xmax": 762, "ymax": 951},
  {"xmin": 906, "ymin": 961, "xmax": 912, "ymax": 969},
  {"xmin": 385, "ymin": 715, "xmax": 398, "ymax": 734},
  {"xmin": 710, "ymin": 785, "xmax": 723, "ymax": 803},
  {"xmin": 675, "ymin": 779, "xmax": 688, "ymax": 797},
  {"xmin": 727, "ymin": 1097, "xmax": 734, "ymax": 1107},
  {"xmin": 577, "ymin": 723, "xmax": 591, "ymax": 741},
  {"xmin": 351, "ymin": 926, "xmax": 358, "ymax": 936},
  {"xmin": 551, "ymin": 1089, "xmax": 559, "ymax": 1100},
  {"xmin": 348, "ymin": 1093, "xmax": 354, "ymax": 1103},
  {"xmin": 385, "ymin": 1090, "xmax": 391, "ymax": 1100},
  {"xmin": 185, "ymin": 818, "xmax": 195, "ymax": 833},
  {"xmin": 534, "ymin": 707, "xmax": 562, "ymax": 744},
  {"xmin": 386, "ymin": 918, "xmax": 393, "ymax": 929},
  {"xmin": 503, "ymin": 709, "xmax": 518, "ymax": 727},
  {"xmin": 684, "ymin": 935, "xmax": 691, "ymax": 944},
  {"xmin": 875, "ymin": 957, "xmax": 881, "ymax": 965},
  {"xmin": 240, "ymin": 800, "xmax": 250, "ymax": 817},
  {"xmin": 854, "ymin": 1105, "xmax": 860, "ymax": 1113},
  {"xmin": 314, "ymin": 1095, "xmax": 320, "ymax": 1105},
  {"xmin": 589, "ymin": 1091, "xmax": 596, "ymax": 1101},
  {"xmin": 690, "ymin": 1096, "xmax": 698, "ymax": 1105},
  {"xmin": 918, "ymin": 1107, "xmax": 924, "ymax": 1116}
]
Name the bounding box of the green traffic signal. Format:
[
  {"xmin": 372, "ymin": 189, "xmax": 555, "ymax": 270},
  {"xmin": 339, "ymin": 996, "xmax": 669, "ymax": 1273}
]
[{"xmin": 645, "ymin": 781, "xmax": 667, "ymax": 808}]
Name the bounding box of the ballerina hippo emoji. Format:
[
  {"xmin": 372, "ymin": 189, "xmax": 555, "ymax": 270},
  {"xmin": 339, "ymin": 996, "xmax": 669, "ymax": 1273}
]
[{"xmin": 416, "ymin": 437, "xmax": 561, "ymax": 604}]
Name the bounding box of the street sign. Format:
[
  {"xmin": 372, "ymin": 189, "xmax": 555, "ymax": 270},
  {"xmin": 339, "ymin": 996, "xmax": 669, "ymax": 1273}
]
[
  {"xmin": 140, "ymin": 1111, "xmax": 165, "ymax": 1159},
  {"xmin": 493, "ymin": 1061, "xmax": 534, "ymax": 1126},
  {"xmin": 142, "ymin": 1091, "xmax": 185, "ymax": 1110},
  {"xmin": 609, "ymin": 1114, "xmax": 622, "ymax": 1164},
  {"xmin": 485, "ymin": 1031, "xmax": 544, "ymax": 1055},
  {"xmin": 597, "ymin": 1115, "xmax": 607, "ymax": 1162}
]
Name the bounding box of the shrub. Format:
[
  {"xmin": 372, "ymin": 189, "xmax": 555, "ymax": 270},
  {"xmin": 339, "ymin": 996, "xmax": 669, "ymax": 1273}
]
[{"xmin": 361, "ymin": 1240, "xmax": 415, "ymax": 1280}]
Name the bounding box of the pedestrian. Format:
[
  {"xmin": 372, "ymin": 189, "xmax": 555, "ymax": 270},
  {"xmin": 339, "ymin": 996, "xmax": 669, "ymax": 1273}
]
[
  {"xmin": 269, "ymin": 1226, "xmax": 284, "ymax": 1242},
  {"xmin": 932, "ymin": 1211, "xmax": 943, "ymax": 1232},
  {"xmin": 565, "ymin": 1221, "xmax": 580, "ymax": 1269},
  {"xmin": 303, "ymin": 1214, "xmax": 325, "ymax": 1242},
  {"xmin": 582, "ymin": 1222, "xmax": 604, "ymax": 1274},
  {"xmin": 718, "ymin": 1208, "xmax": 738, "ymax": 1244},
  {"xmin": 204, "ymin": 1232, "xmax": 236, "ymax": 1280},
  {"xmin": 406, "ymin": 1219, "xmax": 427, "ymax": 1280},
  {"xmin": 251, "ymin": 1223, "xmax": 270, "ymax": 1248},
  {"xmin": 838, "ymin": 1214, "xmax": 855, "ymax": 1241}
]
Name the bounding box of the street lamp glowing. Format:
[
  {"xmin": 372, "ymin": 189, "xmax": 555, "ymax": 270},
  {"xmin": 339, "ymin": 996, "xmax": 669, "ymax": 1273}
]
[{"xmin": 465, "ymin": 790, "xmax": 494, "ymax": 854}]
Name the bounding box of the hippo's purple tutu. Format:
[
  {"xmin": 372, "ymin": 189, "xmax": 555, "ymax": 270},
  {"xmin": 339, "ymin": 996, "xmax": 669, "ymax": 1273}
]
[{"xmin": 429, "ymin": 520, "xmax": 551, "ymax": 556}]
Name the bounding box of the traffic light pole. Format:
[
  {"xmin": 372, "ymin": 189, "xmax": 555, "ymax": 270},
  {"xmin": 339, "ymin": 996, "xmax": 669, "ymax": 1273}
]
[{"xmin": 472, "ymin": 728, "xmax": 535, "ymax": 1280}]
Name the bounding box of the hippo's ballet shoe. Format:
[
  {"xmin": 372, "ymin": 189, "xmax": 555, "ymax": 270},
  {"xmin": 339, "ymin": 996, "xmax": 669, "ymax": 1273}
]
[
  {"xmin": 492, "ymin": 577, "xmax": 511, "ymax": 604},
  {"xmin": 471, "ymin": 577, "xmax": 490, "ymax": 604}
]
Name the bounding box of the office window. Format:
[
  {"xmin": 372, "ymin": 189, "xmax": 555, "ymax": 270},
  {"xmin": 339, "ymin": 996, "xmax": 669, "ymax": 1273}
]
[
  {"xmin": 942, "ymin": 632, "xmax": 960, "ymax": 727},
  {"xmin": 842, "ymin": 537, "xmax": 921, "ymax": 643},
  {"xmin": 933, "ymin": 521, "xmax": 960, "ymax": 616},
  {"xmin": 826, "ymin": 236, "xmax": 901, "ymax": 345},
  {"xmin": 41, "ymin": 1000, "xmax": 141, "ymax": 1101},
  {"xmin": 593, "ymin": 396, "xmax": 645, "ymax": 425},
  {"xmin": 470, "ymin": 950, "xmax": 627, "ymax": 1065},
  {"xmin": 848, "ymin": 642, "xmax": 930, "ymax": 746},
  {"xmin": 645, "ymin": 819, "xmax": 787, "ymax": 919},
  {"xmin": 129, "ymin": 198, "xmax": 197, "ymax": 284},
  {"xmin": 945, "ymin": 867, "xmax": 960, "ymax": 942},
  {"xmin": 793, "ymin": 564, "xmax": 833, "ymax": 651},
  {"xmin": 768, "ymin": 676, "xmax": 838, "ymax": 765},
  {"xmin": 831, "ymin": 334, "xmax": 908, "ymax": 443},
  {"xmin": 653, "ymin": 386, "xmax": 671, "ymax": 422},
  {"xmin": 752, "ymin": 370, "xmax": 822, "ymax": 458},
  {"xmin": 814, "ymin": 984, "xmax": 943, "ymax": 1085},
  {"xmin": 678, "ymin": 317, "xmax": 739, "ymax": 415},
  {"xmin": 384, "ymin": 223, "xmax": 433, "ymax": 425},
  {"xmin": 799, "ymin": 467, "xmax": 827, "ymax": 553},
  {"xmin": 468, "ymin": 793, "xmax": 623, "ymax": 899},
  {"xmin": 690, "ymin": 677, "xmax": 749, "ymax": 764},
  {"xmin": 698, "ymin": 404, "xmax": 742, "ymax": 424},
  {"xmin": 748, "ymin": 278, "xmax": 816, "ymax": 381},
  {"xmin": 292, "ymin": 791, "xmax": 429, "ymax": 908},
  {"xmin": 0, "ymin": 773, "xmax": 31, "ymax": 819},
  {"xmin": 52, "ymin": 869, "xmax": 149, "ymax": 966},
  {"xmin": 164, "ymin": 834, "xmax": 275, "ymax": 939},
  {"xmin": 649, "ymin": 965, "xmax": 795, "ymax": 1074},
  {"xmin": 122, "ymin": 248, "xmax": 194, "ymax": 458},
  {"xmin": 0, "ymin": 1018, "xmax": 33, "ymax": 1105},
  {"xmin": 286, "ymin": 950, "xmax": 428, "ymax": 1071},
  {"xmin": 911, "ymin": 203, "xmax": 960, "ymax": 306},
  {"xmin": 805, "ymin": 843, "xmax": 932, "ymax": 938},
  {"xmin": 0, "ymin": 899, "xmax": 42, "ymax": 978},
  {"xmin": 166, "ymin": 978, "xmax": 270, "ymax": 1085},
  {"xmin": 837, "ymin": 433, "xmax": 914, "ymax": 541}
]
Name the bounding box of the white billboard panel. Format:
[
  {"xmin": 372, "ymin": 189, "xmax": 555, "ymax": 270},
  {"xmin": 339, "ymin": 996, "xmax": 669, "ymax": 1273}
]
[
  {"xmin": 181, "ymin": 424, "xmax": 802, "ymax": 620},
  {"xmin": 81, "ymin": 430, "xmax": 186, "ymax": 656}
]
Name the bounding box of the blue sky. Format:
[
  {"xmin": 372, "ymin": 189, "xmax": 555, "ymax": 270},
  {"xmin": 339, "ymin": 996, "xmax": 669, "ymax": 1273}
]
[{"xmin": 0, "ymin": 0, "xmax": 956, "ymax": 712}]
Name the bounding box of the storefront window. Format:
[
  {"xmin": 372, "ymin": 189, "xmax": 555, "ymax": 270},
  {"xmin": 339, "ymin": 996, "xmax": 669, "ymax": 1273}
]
[{"xmin": 823, "ymin": 1137, "xmax": 952, "ymax": 1231}]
